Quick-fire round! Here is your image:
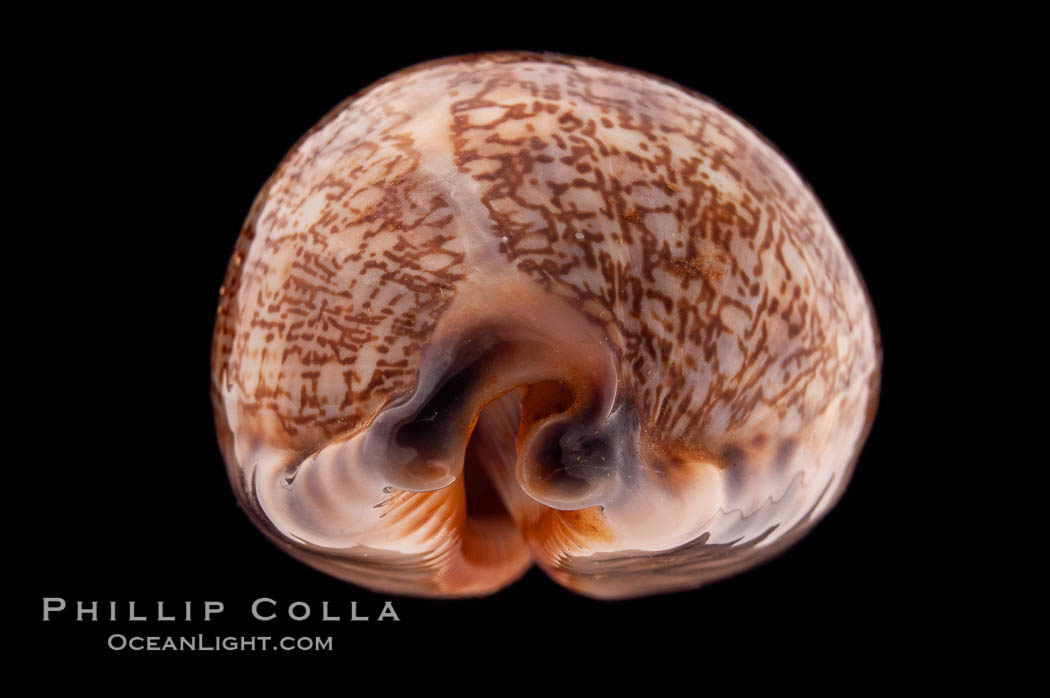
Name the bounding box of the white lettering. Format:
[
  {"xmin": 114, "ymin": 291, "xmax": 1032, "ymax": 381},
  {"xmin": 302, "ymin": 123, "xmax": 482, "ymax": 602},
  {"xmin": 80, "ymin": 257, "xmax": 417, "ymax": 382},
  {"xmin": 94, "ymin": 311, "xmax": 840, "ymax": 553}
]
[
  {"xmin": 204, "ymin": 601, "xmax": 224, "ymax": 621},
  {"xmin": 77, "ymin": 601, "xmax": 98, "ymax": 621},
  {"xmin": 252, "ymin": 598, "xmax": 276, "ymax": 621},
  {"xmin": 350, "ymin": 601, "xmax": 369, "ymax": 621},
  {"xmin": 157, "ymin": 601, "xmax": 175, "ymax": 621},
  {"xmin": 322, "ymin": 601, "xmax": 340, "ymax": 621},
  {"xmin": 42, "ymin": 597, "xmax": 66, "ymax": 621},
  {"xmin": 129, "ymin": 601, "xmax": 146, "ymax": 621},
  {"xmin": 288, "ymin": 601, "xmax": 310, "ymax": 621},
  {"xmin": 378, "ymin": 601, "xmax": 400, "ymax": 621}
]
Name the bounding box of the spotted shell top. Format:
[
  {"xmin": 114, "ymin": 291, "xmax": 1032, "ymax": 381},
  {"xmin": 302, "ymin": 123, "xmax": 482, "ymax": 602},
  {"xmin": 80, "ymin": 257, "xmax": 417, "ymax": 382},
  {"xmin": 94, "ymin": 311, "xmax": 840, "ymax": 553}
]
[{"xmin": 211, "ymin": 52, "xmax": 881, "ymax": 599}]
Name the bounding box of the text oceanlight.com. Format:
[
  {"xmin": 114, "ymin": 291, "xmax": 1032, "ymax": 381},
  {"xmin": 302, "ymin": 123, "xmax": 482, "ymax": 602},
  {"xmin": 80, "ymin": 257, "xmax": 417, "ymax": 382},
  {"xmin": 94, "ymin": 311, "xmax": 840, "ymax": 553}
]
[{"xmin": 107, "ymin": 634, "xmax": 334, "ymax": 652}]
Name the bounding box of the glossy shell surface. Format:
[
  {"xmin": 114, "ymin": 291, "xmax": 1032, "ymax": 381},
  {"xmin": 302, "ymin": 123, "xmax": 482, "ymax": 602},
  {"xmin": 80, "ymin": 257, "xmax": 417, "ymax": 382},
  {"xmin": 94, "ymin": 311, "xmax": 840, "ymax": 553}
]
[{"xmin": 212, "ymin": 52, "xmax": 881, "ymax": 599}]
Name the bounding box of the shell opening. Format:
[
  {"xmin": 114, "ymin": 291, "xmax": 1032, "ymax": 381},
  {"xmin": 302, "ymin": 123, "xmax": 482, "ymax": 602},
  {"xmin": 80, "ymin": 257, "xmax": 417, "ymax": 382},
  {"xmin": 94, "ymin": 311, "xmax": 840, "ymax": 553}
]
[{"xmin": 358, "ymin": 306, "xmax": 629, "ymax": 513}]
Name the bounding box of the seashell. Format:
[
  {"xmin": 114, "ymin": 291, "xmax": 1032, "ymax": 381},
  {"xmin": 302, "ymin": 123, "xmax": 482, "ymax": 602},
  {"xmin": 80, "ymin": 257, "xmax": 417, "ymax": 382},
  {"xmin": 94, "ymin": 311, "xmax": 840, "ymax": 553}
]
[{"xmin": 211, "ymin": 52, "xmax": 881, "ymax": 599}]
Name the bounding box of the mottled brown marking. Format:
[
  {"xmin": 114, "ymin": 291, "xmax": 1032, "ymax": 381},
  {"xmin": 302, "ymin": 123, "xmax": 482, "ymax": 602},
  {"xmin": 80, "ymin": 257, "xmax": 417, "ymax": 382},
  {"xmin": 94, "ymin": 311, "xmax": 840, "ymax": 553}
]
[{"xmin": 665, "ymin": 256, "xmax": 725, "ymax": 281}]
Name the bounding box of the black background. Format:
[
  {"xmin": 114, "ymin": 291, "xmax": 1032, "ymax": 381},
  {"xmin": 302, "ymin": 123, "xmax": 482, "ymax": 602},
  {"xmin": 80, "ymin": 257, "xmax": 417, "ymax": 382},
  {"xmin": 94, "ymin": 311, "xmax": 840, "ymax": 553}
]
[{"xmin": 13, "ymin": 13, "xmax": 981, "ymax": 689}]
